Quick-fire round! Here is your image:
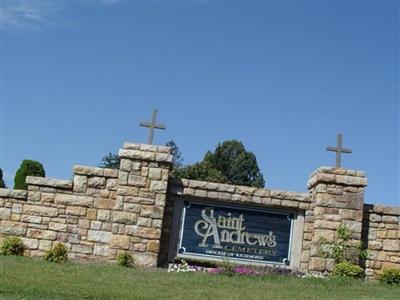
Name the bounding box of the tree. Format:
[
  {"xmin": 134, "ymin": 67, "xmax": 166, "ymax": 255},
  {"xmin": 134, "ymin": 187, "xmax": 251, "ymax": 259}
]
[
  {"xmin": 0, "ymin": 168, "xmax": 6, "ymax": 188},
  {"xmin": 174, "ymin": 140, "xmax": 265, "ymax": 187},
  {"xmin": 165, "ymin": 140, "xmax": 183, "ymax": 169},
  {"xmin": 14, "ymin": 160, "xmax": 45, "ymax": 190},
  {"xmin": 99, "ymin": 152, "xmax": 120, "ymax": 169}
]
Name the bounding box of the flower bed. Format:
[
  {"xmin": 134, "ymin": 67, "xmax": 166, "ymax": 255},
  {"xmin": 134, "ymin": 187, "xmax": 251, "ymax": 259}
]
[{"xmin": 167, "ymin": 260, "xmax": 309, "ymax": 277}]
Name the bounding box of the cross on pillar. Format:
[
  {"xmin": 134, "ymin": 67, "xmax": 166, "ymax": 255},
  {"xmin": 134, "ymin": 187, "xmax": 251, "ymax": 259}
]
[
  {"xmin": 139, "ymin": 109, "xmax": 166, "ymax": 145},
  {"xmin": 326, "ymin": 133, "xmax": 352, "ymax": 168}
]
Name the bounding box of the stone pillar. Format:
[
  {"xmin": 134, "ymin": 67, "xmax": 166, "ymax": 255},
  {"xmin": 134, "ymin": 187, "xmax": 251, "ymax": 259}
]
[
  {"xmin": 116, "ymin": 142, "xmax": 172, "ymax": 267},
  {"xmin": 306, "ymin": 167, "xmax": 368, "ymax": 273}
]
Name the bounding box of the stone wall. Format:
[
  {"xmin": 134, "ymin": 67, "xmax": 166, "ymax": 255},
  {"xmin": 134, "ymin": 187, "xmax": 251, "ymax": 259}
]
[
  {"xmin": 305, "ymin": 167, "xmax": 367, "ymax": 273},
  {"xmin": 0, "ymin": 141, "xmax": 399, "ymax": 279},
  {"xmin": 0, "ymin": 142, "xmax": 172, "ymax": 267},
  {"xmin": 363, "ymin": 204, "xmax": 400, "ymax": 278}
]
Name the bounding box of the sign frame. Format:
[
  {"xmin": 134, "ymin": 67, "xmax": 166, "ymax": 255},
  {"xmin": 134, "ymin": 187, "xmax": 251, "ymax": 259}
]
[{"xmin": 174, "ymin": 199, "xmax": 297, "ymax": 267}]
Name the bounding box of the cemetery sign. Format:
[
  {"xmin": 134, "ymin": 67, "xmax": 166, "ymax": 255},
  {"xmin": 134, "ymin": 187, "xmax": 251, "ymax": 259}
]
[{"xmin": 177, "ymin": 201, "xmax": 294, "ymax": 265}]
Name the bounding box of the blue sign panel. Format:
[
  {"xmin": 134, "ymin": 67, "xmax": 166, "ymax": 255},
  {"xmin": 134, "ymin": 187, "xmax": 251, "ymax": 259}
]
[{"xmin": 178, "ymin": 201, "xmax": 293, "ymax": 264}]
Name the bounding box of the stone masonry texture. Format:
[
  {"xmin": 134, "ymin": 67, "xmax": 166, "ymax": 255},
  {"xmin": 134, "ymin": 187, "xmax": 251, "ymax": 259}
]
[{"xmin": 0, "ymin": 142, "xmax": 398, "ymax": 279}]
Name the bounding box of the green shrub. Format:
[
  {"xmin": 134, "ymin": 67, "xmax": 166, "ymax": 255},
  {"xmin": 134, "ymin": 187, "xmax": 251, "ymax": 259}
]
[
  {"xmin": 116, "ymin": 252, "xmax": 134, "ymax": 267},
  {"xmin": 333, "ymin": 261, "xmax": 364, "ymax": 278},
  {"xmin": 1, "ymin": 236, "xmax": 25, "ymax": 256},
  {"xmin": 0, "ymin": 168, "xmax": 6, "ymax": 188},
  {"xmin": 379, "ymin": 268, "xmax": 400, "ymax": 285},
  {"xmin": 320, "ymin": 223, "xmax": 368, "ymax": 264},
  {"xmin": 43, "ymin": 243, "xmax": 68, "ymax": 263},
  {"xmin": 14, "ymin": 159, "xmax": 45, "ymax": 190}
]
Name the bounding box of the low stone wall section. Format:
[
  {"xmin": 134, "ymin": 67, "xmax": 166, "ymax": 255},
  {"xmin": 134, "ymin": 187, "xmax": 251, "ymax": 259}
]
[
  {"xmin": 0, "ymin": 142, "xmax": 173, "ymax": 266},
  {"xmin": 363, "ymin": 204, "xmax": 400, "ymax": 278}
]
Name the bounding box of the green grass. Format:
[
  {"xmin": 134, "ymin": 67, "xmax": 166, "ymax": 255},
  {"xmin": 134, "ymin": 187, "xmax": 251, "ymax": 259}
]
[{"xmin": 0, "ymin": 256, "xmax": 399, "ymax": 300}]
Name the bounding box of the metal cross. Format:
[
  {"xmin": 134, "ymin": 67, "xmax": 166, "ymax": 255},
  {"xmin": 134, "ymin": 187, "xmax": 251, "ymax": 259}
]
[
  {"xmin": 139, "ymin": 109, "xmax": 166, "ymax": 145},
  {"xmin": 326, "ymin": 133, "xmax": 352, "ymax": 168}
]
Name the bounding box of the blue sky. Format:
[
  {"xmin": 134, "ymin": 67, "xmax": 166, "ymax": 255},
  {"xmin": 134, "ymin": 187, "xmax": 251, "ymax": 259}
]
[{"xmin": 1, "ymin": 1, "xmax": 398, "ymax": 206}]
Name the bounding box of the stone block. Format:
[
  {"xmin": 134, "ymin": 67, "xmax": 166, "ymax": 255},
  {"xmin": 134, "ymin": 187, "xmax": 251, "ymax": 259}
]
[
  {"xmin": 56, "ymin": 233, "xmax": 68, "ymax": 242},
  {"xmin": 0, "ymin": 189, "xmax": 27, "ymax": 199},
  {"xmin": 149, "ymin": 180, "xmax": 168, "ymax": 192},
  {"xmin": 369, "ymin": 241, "xmax": 383, "ymax": 250},
  {"xmin": 21, "ymin": 237, "xmax": 39, "ymax": 249},
  {"xmin": 137, "ymin": 217, "xmax": 152, "ymax": 227},
  {"xmin": 313, "ymin": 229, "xmax": 336, "ymax": 242},
  {"xmin": 207, "ymin": 191, "xmax": 218, "ymax": 199},
  {"xmin": 123, "ymin": 203, "xmax": 141, "ymax": 213},
  {"xmin": 0, "ymin": 220, "xmax": 26, "ymax": 235},
  {"xmin": 104, "ymin": 168, "xmax": 118, "ymax": 178},
  {"xmin": 87, "ymin": 230, "xmax": 112, "ymax": 243},
  {"xmin": 119, "ymin": 149, "xmax": 155, "ymax": 161},
  {"xmin": 148, "ymin": 168, "xmax": 162, "ymax": 180},
  {"xmin": 23, "ymin": 205, "xmax": 58, "ymax": 217},
  {"xmin": 11, "ymin": 204, "xmax": 23, "ymax": 214},
  {"xmin": 218, "ymin": 192, "xmax": 232, "ymax": 201},
  {"xmin": 41, "ymin": 192, "xmax": 55, "ymax": 202},
  {"xmin": 110, "ymin": 235, "xmax": 130, "ymax": 249},
  {"xmin": 147, "ymin": 240, "xmax": 160, "ymax": 253},
  {"xmin": 152, "ymin": 219, "xmax": 162, "ymax": 228},
  {"xmin": 118, "ymin": 171, "xmax": 128, "ymax": 185},
  {"xmin": 26, "ymin": 176, "xmax": 73, "ymax": 189},
  {"xmin": 281, "ymin": 200, "xmax": 299, "ymax": 208},
  {"xmin": 93, "ymin": 244, "xmax": 109, "ymax": 256},
  {"xmin": 21, "ymin": 215, "xmax": 42, "ymax": 224},
  {"xmin": 117, "ymin": 186, "xmax": 140, "ymax": 196},
  {"xmin": 309, "ymin": 257, "xmax": 326, "ymax": 271},
  {"xmin": 327, "ymin": 186, "xmax": 343, "ymax": 195},
  {"xmin": 140, "ymin": 206, "xmax": 158, "ymax": 218},
  {"xmin": 29, "ymin": 223, "xmax": 47, "ymax": 230},
  {"xmin": 73, "ymin": 165, "xmax": 104, "ymax": 176},
  {"xmin": 382, "ymin": 240, "xmax": 400, "ymax": 252},
  {"xmin": 155, "ymin": 153, "xmax": 173, "ymax": 163},
  {"xmin": 342, "ymin": 220, "xmax": 362, "ymax": 233},
  {"xmin": 336, "ymin": 175, "xmax": 367, "ymax": 186},
  {"xmin": 73, "ymin": 175, "xmax": 88, "ymax": 193},
  {"xmin": 38, "ymin": 240, "xmax": 52, "ymax": 251},
  {"xmin": 102, "ymin": 222, "xmax": 112, "ymax": 231},
  {"xmin": 78, "ymin": 219, "xmax": 90, "ymax": 229},
  {"xmin": 194, "ymin": 189, "xmax": 207, "ymax": 198},
  {"xmin": 0, "ymin": 208, "xmax": 11, "ymax": 220},
  {"xmin": 66, "ymin": 206, "xmax": 87, "ymax": 216},
  {"xmin": 314, "ymin": 220, "xmax": 340, "ymax": 230},
  {"xmin": 112, "ymin": 211, "xmax": 137, "ymax": 224},
  {"xmin": 382, "ymin": 216, "xmax": 399, "ymax": 224},
  {"xmin": 94, "ymin": 198, "xmax": 117, "ymax": 209},
  {"xmin": 88, "ymin": 177, "xmax": 106, "ymax": 188},
  {"xmin": 134, "ymin": 252, "xmax": 158, "ymax": 267},
  {"xmin": 27, "ymin": 229, "xmax": 57, "ymax": 240},
  {"xmin": 155, "ymin": 194, "xmax": 166, "ymax": 206},
  {"xmin": 91, "ymin": 221, "xmax": 102, "ymax": 230},
  {"xmin": 369, "ymin": 214, "xmax": 382, "ymax": 222},
  {"xmin": 72, "ymin": 244, "xmax": 93, "ymax": 254},
  {"xmin": 387, "ymin": 230, "xmax": 398, "ymax": 239},
  {"xmin": 11, "ymin": 214, "xmax": 21, "ymax": 221},
  {"xmin": 48, "ymin": 222, "xmax": 67, "ymax": 232},
  {"xmin": 106, "ymin": 179, "xmax": 118, "ymax": 190},
  {"xmin": 127, "ymin": 226, "xmax": 161, "ymax": 239},
  {"xmin": 54, "ymin": 194, "xmax": 94, "ymax": 207},
  {"xmin": 97, "ymin": 210, "xmax": 111, "ymax": 221},
  {"xmin": 86, "ymin": 208, "xmax": 97, "ymax": 220},
  {"xmin": 120, "ymin": 159, "xmax": 132, "ymax": 172}
]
